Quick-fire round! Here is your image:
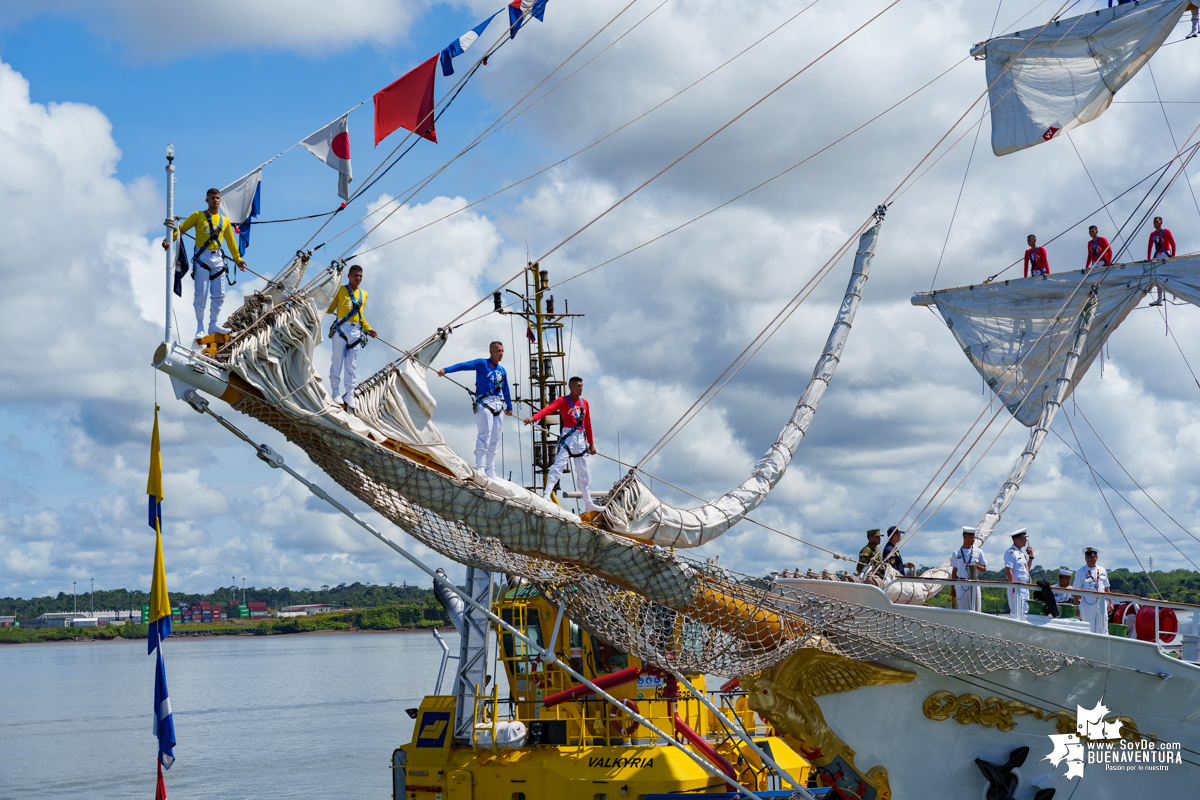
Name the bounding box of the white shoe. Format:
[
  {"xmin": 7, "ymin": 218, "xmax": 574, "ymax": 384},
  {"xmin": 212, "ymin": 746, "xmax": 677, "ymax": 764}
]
[
  {"xmin": 209, "ymin": 322, "xmax": 231, "ymax": 335},
  {"xmin": 194, "ymin": 327, "xmax": 206, "ymax": 341}
]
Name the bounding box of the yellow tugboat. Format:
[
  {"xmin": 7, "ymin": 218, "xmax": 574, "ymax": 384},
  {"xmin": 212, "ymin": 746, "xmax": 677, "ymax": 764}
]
[{"xmin": 393, "ymin": 577, "xmax": 814, "ymax": 800}]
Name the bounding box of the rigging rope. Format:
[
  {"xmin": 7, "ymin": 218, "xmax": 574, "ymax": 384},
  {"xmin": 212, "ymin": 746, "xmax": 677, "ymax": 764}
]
[
  {"xmin": 347, "ymin": 0, "xmax": 822, "ymax": 259},
  {"xmin": 1047, "ymin": 429, "xmax": 1200, "ymax": 572},
  {"xmin": 438, "ymin": 0, "xmax": 905, "ymax": 332},
  {"xmin": 1146, "ymin": 63, "xmax": 1200, "ymax": 224},
  {"xmin": 332, "ymin": 0, "xmax": 652, "ymax": 264},
  {"xmin": 1066, "ymin": 131, "xmax": 1123, "ymax": 248},
  {"xmin": 1062, "ymin": 409, "xmax": 1164, "ymax": 598},
  {"xmin": 1072, "ymin": 400, "xmax": 1200, "ymax": 549}
]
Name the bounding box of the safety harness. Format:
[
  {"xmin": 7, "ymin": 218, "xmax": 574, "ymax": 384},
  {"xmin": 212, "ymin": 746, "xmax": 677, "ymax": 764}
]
[
  {"xmin": 1152, "ymin": 230, "xmax": 1171, "ymax": 258},
  {"xmin": 328, "ymin": 287, "xmax": 369, "ymax": 352},
  {"xmin": 468, "ymin": 363, "xmax": 507, "ymax": 415},
  {"xmin": 556, "ymin": 396, "xmax": 589, "ymax": 457},
  {"xmin": 1027, "ymin": 247, "xmax": 1046, "ymax": 276},
  {"xmin": 192, "ymin": 212, "xmax": 236, "ymax": 286}
]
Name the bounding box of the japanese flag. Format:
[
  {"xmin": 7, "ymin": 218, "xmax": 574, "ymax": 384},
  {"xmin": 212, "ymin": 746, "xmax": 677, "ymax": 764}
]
[{"xmin": 300, "ymin": 113, "xmax": 353, "ymax": 201}]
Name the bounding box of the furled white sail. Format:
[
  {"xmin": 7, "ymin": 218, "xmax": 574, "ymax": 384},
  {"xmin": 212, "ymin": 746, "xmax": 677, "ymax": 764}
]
[
  {"xmin": 599, "ymin": 221, "xmax": 883, "ymax": 547},
  {"xmin": 974, "ymin": 0, "xmax": 1190, "ymax": 156},
  {"xmin": 891, "ymin": 292, "xmax": 1099, "ymax": 604},
  {"xmin": 912, "ymin": 261, "xmax": 1174, "ymax": 426}
]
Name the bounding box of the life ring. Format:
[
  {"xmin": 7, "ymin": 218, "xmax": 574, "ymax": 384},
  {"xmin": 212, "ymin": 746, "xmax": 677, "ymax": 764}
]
[
  {"xmin": 608, "ymin": 699, "xmax": 640, "ymax": 738},
  {"xmin": 1111, "ymin": 602, "xmax": 1139, "ymax": 636},
  {"xmin": 1135, "ymin": 606, "xmax": 1178, "ymax": 644}
]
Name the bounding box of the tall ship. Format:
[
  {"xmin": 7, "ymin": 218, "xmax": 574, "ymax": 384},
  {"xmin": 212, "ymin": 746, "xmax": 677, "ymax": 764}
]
[{"xmin": 150, "ymin": 1, "xmax": 1200, "ymax": 797}]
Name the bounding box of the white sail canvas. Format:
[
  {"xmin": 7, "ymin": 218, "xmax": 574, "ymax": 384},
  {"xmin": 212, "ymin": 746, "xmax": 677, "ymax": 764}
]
[{"xmin": 976, "ymin": 0, "xmax": 1190, "ymax": 156}]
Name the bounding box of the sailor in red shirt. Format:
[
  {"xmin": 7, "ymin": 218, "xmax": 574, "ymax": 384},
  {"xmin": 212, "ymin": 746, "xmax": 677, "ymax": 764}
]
[
  {"xmin": 524, "ymin": 376, "xmax": 601, "ymax": 512},
  {"xmin": 1085, "ymin": 225, "xmax": 1112, "ymax": 269},
  {"xmin": 1024, "ymin": 234, "xmax": 1049, "ymax": 277},
  {"xmin": 1147, "ymin": 216, "xmax": 1176, "ymax": 306}
]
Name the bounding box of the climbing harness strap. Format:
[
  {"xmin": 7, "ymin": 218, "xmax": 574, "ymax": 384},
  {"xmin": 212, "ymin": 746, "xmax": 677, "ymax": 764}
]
[
  {"xmin": 328, "ymin": 287, "xmax": 368, "ymax": 351},
  {"xmin": 192, "ymin": 212, "xmax": 235, "ymax": 284},
  {"xmin": 557, "ymin": 396, "xmax": 588, "ymax": 457}
]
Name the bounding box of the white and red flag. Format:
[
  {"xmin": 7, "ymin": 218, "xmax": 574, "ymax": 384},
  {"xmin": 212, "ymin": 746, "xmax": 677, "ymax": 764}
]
[{"xmin": 300, "ymin": 113, "xmax": 353, "ymax": 201}]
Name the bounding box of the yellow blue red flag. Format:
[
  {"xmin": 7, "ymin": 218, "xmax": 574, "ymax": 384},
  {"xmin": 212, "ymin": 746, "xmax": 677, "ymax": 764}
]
[{"xmin": 147, "ymin": 407, "xmax": 176, "ymax": 776}]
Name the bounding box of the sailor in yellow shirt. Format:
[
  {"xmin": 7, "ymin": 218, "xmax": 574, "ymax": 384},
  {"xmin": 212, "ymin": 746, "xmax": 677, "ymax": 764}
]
[
  {"xmin": 161, "ymin": 188, "xmax": 245, "ymax": 340},
  {"xmin": 325, "ymin": 264, "xmax": 378, "ymax": 413}
]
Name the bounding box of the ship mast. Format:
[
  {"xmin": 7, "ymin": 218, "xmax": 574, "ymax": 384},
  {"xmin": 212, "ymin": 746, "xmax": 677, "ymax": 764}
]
[{"xmin": 494, "ymin": 262, "xmax": 584, "ymax": 498}]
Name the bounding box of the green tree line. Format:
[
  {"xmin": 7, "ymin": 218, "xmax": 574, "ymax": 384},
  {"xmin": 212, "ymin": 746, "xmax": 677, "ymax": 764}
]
[{"xmin": 1, "ymin": 581, "xmax": 441, "ymax": 619}]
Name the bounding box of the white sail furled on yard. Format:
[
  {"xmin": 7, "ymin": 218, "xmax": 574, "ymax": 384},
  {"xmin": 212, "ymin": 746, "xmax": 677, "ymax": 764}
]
[
  {"xmin": 600, "ymin": 221, "xmax": 883, "ymax": 547},
  {"xmin": 974, "ymin": 0, "xmax": 1191, "ymax": 156},
  {"xmin": 913, "ymin": 262, "xmax": 1160, "ymax": 426}
]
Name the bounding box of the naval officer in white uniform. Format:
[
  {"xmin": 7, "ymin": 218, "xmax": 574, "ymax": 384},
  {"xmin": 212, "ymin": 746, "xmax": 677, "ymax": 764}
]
[
  {"xmin": 1072, "ymin": 546, "xmax": 1111, "ymax": 634},
  {"xmin": 1003, "ymin": 528, "xmax": 1034, "ymax": 621},
  {"xmin": 950, "ymin": 526, "xmax": 987, "ymax": 612}
]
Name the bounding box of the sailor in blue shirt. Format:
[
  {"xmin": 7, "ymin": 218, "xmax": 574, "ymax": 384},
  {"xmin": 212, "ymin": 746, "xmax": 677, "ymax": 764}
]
[{"xmin": 438, "ymin": 341, "xmax": 513, "ymax": 478}]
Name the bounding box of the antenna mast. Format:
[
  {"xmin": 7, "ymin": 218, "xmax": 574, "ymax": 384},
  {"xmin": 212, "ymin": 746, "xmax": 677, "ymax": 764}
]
[
  {"xmin": 163, "ymin": 144, "xmax": 176, "ymax": 343},
  {"xmin": 494, "ymin": 263, "xmax": 584, "ymax": 498}
]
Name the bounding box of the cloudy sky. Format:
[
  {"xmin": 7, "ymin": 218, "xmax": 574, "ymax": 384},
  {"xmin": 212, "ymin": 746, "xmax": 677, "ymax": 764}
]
[{"xmin": 3, "ymin": 0, "xmax": 1200, "ymax": 602}]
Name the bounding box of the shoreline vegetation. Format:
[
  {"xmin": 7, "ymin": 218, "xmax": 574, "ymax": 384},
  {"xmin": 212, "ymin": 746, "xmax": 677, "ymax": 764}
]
[{"xmin": 0, "ymin": 604, "xmax": 452, "ymax": 645}]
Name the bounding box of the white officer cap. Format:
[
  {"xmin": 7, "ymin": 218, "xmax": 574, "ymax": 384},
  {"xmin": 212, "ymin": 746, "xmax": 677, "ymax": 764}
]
[
  {"xmin": 1010, "ymin": 527, "xmax": 1028, "ymax": 539},
  {"xmin": 1082, "ymin": 546, "xmax": 1099, "ymax": 556},
  {"xmin": 1058, "ymin": 567, "xmax": 1073, "ymax": 577},
  {"xmin": 962, "ymin": 526, "xmax": 978, "ymax": 535}
]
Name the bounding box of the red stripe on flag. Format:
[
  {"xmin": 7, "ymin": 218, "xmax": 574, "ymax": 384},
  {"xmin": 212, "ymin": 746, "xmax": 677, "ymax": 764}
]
[
  {"xmin": 156, "ymin": 760, "xmax": 167, "ymax": 800},
  {"xmin": 374, "ymin": 55, "xmax": 439, "ymax": 146}
]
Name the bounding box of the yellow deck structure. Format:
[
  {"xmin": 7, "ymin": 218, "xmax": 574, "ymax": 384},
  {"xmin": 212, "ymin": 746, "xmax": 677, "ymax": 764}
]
[{"xmin": 392, "ymin": 584, "xmax": 812, "ymax": 800}]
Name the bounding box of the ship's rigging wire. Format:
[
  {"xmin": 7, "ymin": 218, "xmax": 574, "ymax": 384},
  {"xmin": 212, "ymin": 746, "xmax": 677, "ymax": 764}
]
[
  {"xmin": 277, "ymin": 0, "xmax": 648, "ymax": 280},
  {"xmin": 890, "ymin": 289, "xmax": 1096, "ymax": 553},
  {"xmin": 1066, "ymin": 131, "xmax": 1123, "ymax": 248},
  {"xmin": 588, "ymin": 450, "xmax": 855, "ymax": 562},
  {"xmin": 930, "ymin": 103, "xmax": 988, "ymax": 291},
  {"xmin": 436, "ymin": 0, "xmax": 907, "ymax": 333},
  {"xmin": 327, "ymin": 0, "xmax": 657, "ymax": 266},
  {"xmin": 1111, "ymin": 127, "xmax": 1200, "ymax": 262},
  {"xmin": 1155, "ymin": 304, "xmax": 1200, "ymax": 389},
  {"xmin": 1061, "ymin": 409, "xmax": 1164, "ymax": 598},
  {"xmin": 1048, "ymin": 428, "xmax": 1200, "ymax": 571},
  {"xmin": 1146, "ymin": 63, "xmax": 1200, "ymax": 224},
  {"xmin": 446, "ymin": 53, "xmax": 978, "ymax": 334},
  {"xmin": 344, "ymin": 0, "xmax": 823, "ymax": 259},
  {"xmin": 1072, "ymin": 398, "xmax": 1200, "ymax": 549},
  {"xmin": 635, "ymin": 3, "xmax": 1087, "ymax": 473}
]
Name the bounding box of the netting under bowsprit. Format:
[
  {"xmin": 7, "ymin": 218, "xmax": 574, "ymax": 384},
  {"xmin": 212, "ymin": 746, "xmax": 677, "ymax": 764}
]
[{"xmin": 230, "ymin": 393, "xmax": 1080, "ymax": 679}]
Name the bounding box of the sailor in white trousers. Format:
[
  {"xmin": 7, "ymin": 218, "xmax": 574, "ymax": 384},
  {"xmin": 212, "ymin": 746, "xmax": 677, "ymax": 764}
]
[
  {"xmin": 439, "ymin": 342, "xmax": 513, "ymax": 478},
  {"xmin": 1003, "ymin": 528, "xmax": 1034, "ymax": 621},
  {"xmin": 1072, "ymin": 546, "xmax": 1111, "ymax": 634},
  {"xmin": 161, "ymin": 188, "xmax": 246, "ymax": 340},
  {"xmin": 950, "ymin": 526, "xmax": 987, "ymax": 612},
  {"xmin": 524, "ymin": 377, "xmax": 601, "ymax": 512},
  {"xmin": 325, "ymin": 265, "xmax": 378, "ymax": 413}
]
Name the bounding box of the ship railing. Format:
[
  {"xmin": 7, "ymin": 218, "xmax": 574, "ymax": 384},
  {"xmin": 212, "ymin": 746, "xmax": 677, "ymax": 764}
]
[
  {"xmin": 473, "ymin": 686, "xmax": 712, "ymax": 748},
  {"xmin": 884, "ymin": 576, "xmax": 1200, "ymax": 660}
]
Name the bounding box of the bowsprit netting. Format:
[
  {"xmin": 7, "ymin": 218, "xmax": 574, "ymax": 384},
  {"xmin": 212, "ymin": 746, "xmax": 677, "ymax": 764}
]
[{"xmin": 173, "ymin": 251, "xmax": 1085, "ymax": 679}]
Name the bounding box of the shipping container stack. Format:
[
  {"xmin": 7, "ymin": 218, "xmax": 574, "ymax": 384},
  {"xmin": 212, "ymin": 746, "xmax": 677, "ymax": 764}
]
[
  {"xmin": 247, "ymin": 601, "xmax": 269, "ymax": 618},
  {"xmin": 226, "ymin": 602, "xmax": 249, "ymax": 619}
]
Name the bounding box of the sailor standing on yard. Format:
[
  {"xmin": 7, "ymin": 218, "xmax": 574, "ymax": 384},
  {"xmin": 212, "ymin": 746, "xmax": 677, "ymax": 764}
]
[
  {"xmin": 1003, "ymin": 528, "xmax": 1034, "ymax": 621},
  {"xmin": 161, "ymin": 188, "xmax": 246, "ymax": 341},
  {"xmin": 1147, "ymin": 216, "xmax": 1176, "ymax": 307},
  {"xmin": 523, "ymin": 376, "xmax": 601, "ymax": 512},
  {"xmin": 1024, "ymin": 234, "xmax": 1050, "ymax": 277},
  {"xmin": 1072, "ymin": 546, "xmax": 1111, "ymax": 634},
  {"xmin": 325, "ymin": 264, "xmax": 377, "ymax": 414},
  {"xmin": 949, "ymin": 526, "xmax": 987, "ymax": 612},
  {"xmin": 438, "ymin": 342, "xmax": 512, "ymax": 478},
  {"xmin": 1085, "ymin": 225, "xmax": 1113, "ymax": 269}
]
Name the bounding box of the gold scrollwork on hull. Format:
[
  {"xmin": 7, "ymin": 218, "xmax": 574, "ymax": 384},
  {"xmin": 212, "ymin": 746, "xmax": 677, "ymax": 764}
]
[
  {"xmin": 922, "ymin": 691, "xmax": 1149, "ymax": 743},
  {"xmin": 741, "ymin": 650, "xmax": 915, "ymax": 800}
]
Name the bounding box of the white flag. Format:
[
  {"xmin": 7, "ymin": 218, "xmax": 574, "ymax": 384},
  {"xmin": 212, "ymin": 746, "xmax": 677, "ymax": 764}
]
[
  {"xmin": 300, "ymin": 113, "xmax": 353, "ymax": 201},
  {"xmin": 218, "ymin": 168, "xmax": 262, "ymax": 225}
]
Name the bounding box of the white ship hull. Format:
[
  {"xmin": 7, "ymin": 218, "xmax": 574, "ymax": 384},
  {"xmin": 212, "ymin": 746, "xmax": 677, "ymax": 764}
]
[{"xmin": 777, "ymin": 578, "xmax": 1200, "ymax": 798}]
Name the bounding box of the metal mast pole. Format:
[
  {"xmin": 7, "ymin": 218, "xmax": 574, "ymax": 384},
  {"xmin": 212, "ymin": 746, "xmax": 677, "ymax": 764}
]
[{"xmin": 164, "ymin": 144, "xmax": 176, "ymax": 343}]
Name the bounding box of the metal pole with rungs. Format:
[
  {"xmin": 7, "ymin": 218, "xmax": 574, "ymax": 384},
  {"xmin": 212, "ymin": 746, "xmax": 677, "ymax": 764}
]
[
  {"xmin": 180, "ymin": 390, "xmax": 767, "ymax": 799},
  {"xmin": 164, "ymin": 145, "xmax": 176, "ymax": 343}
]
